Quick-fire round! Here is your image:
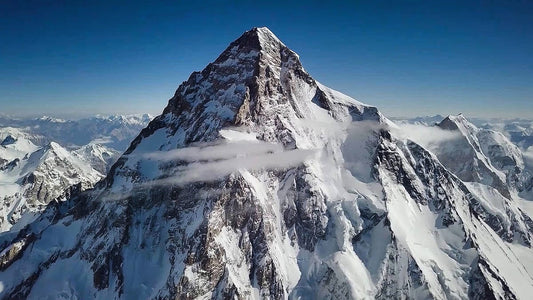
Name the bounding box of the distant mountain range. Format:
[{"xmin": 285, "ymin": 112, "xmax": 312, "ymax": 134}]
[
  {"xmin": 0, "ymin": 114, "xmax": 153, "ymax": 150},
  {"xmin": 393, "ymin": 115, "xmax": 533, "ymax": 150},
  {"xmin": 0, "ymin": 114, "xmax": 151, "ymax": 232}
]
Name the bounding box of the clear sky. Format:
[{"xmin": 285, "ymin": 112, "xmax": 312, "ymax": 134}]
[{"xmin": 1, "ymin": 1, "xmax": 532, "ymax": 118}]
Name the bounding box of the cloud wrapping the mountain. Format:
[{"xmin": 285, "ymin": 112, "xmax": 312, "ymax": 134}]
[
  {"xmin": 142, "ymin": 140, "xmax": 284, "ymax": 162},
  {"xmin": 524, "ymin": 146, "xmax": 533, "ymax": 166},
  {"xmin": 139, "ymin": 140, "xmax": 316, "ymax": 186},
  {"xmin": 392, "ymin": 123, "xmax": 462, "ymax": 151}
]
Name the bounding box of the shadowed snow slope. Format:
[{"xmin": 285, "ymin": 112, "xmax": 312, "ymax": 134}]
[{"xmin": 1, "ymin": 27, "xmax": 532, "ymax": 300}]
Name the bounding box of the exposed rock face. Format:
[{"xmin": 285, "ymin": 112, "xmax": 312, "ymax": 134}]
[
  {"xmin": 0, "ymin": 27, "xmax": 532, "ymax": 300},
  {"xmin": 1, "ymin": 135, "xmax": 17, "ymax": 146},
  {"xmin": 21, "ymin": 143, "xmax": 101, "ymax": 203}
]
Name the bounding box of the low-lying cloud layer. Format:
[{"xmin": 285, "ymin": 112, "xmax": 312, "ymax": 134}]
[
  {"xmin": 140, "ymin": 140, "xmax": 316, "ymax": 186},
  {"xmin": 392, "ymin": 123, "xmax": 462, "ymax": 151},
  {"xmin": 142, "ymin": 140, "xmax": 284, "ymax": 162},
  {"xmin": 524, "ymin": 146, "xmax": 533, "ymax": 167}
]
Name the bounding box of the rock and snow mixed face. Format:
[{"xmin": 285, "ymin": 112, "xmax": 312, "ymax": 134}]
[
  {"xmin": 0, "ymin": 27, "xmax": 532, "ymax": 300},
  {"xmin": 0, "ymin": 128, "xmax": 106, "ymax": 232},
  {"xmin": 0, "ymin": 115, "xmax": 149, "ymax": 232},
  {"xmin": 72, "ymin": 143, "xmax": 121, "ymax": 174},
  {"xmin": 417, "ymin": 114, "xmax": 533, "ymax": 200}
]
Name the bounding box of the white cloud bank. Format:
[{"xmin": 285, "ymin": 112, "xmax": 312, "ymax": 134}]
[
  {"xmin": 391, "ymin": 123, "xmax": 462, "ymax": 151},
  {"xmin": 524, "ymin": 146, "xmax": 533, "ymax": 167},
  {"xmin": 142, "ymin": 140, "xmax": 283, "ymax": 162},
  {"xmin": 138, "ymin": 139, "xmax": 316, "ymax": 186}
]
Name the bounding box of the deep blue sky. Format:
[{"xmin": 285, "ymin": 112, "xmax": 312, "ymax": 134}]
[{"xmin": 1, "ymin": 1, "xmax": 532, "ymax": 118}]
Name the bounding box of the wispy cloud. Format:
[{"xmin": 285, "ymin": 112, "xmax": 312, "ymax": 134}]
[
  {"xmin": 133, "ymin": 139, "xmax": 317, "ymax": 187},
  {"xmin": 146, "ymin": 149, "xmax": 315, "ymax": 186},
  {"xmin": 524, "ymin": 146, "xmax": 533, "ymax": 167},
  {"xmin": 142, "ymin": 140, "xmax": 284, "ymax": 162},
  {"xmin": 391, "ymin": 123, "xmax": 462, "ymax": 151}
]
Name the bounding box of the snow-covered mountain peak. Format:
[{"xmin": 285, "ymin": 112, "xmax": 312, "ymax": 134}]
[
  {"xmin": 253, "ymin": 26, "xmax": 280, "ymax": 39},
  {"xmin": 439, "ymin": 114, "xmax": 524, "ymax": 169},
  {"xmin": 45, "ymin": 141, "xmax": 62, "ymax": 150},
  {"xmin": 222, "ymin": 26, "xmax": 286, "ymax": 55},
  {"xmin": 119, "ymin": 26, "xmax": 384, "ymax": 185},
  {"xmin": 438, "ymin": 114, "xmax": 482, "ymax": 153},
  {"xmin": 0, "ymin": 128, "xmax": 40, "ymax": 163},
  {"xmin": 39, "ymin": 141, "xmax": 71, "ymax": 160},
  {"xmin": 72, "ymin": 143, "xmax": 120, "ymax": 174},
  {"xmin": 2, "ymin": 28, "xmax": 533, "ymax": 300},
  {"xmin": 0, "ymin": 138, "xmax": 104, "ymax": 232},
  {"xmin": 36, "ymin": 116, "xmax": 67, "ymax": 123},
  {"xmin": 432, "ymin": 114, "xmax": 533, "ymax": 200},
  {"xmin": 92, "ymin": 113, "xmax": 154, "ymax": 126},
  {"xmin": 439, "ymin": 114, "xmax": 479, "ymax": 135}
]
